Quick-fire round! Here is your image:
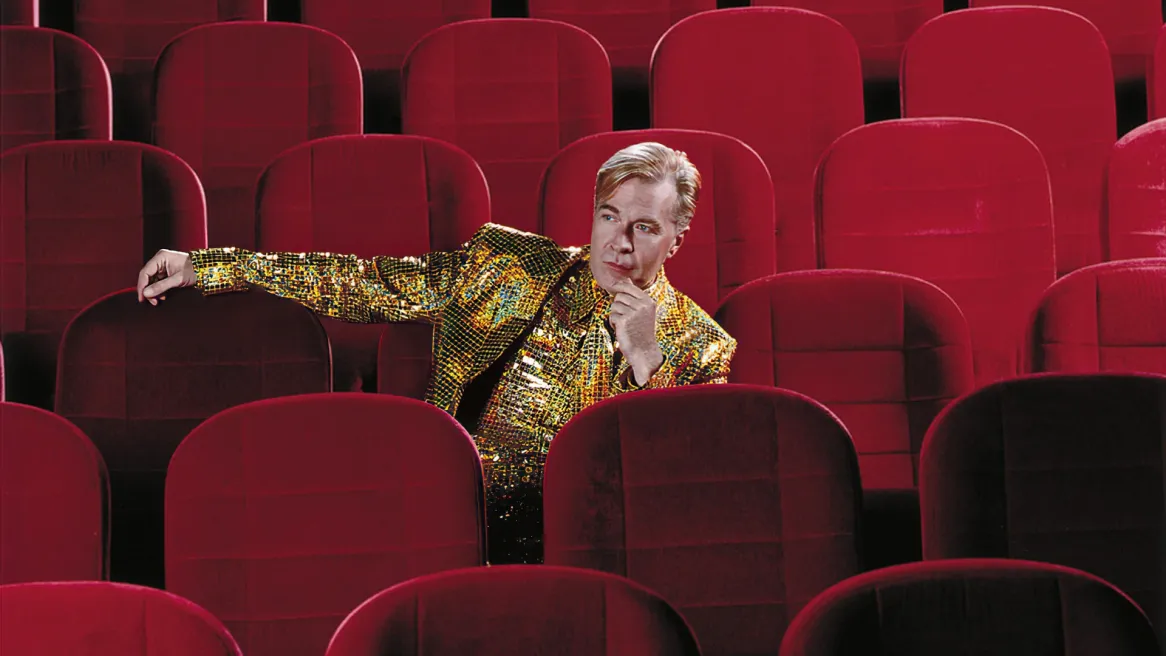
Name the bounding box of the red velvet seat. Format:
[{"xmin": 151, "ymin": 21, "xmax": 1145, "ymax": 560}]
[
  {"xmin": 0, "ymin": 581, "xmax": 242, "ymax": 655},
  {"xmin": 376, "ymin": 321, "xmax": 434, "ymax": 400},
  {"xmin": 257, "ymin": 134, "xmax": 489, "ymax": 392},
  {"xmin": 780, "ymin": 559, "xmax": 1160, "ymax": 656},
  {"xmin": 301, "ymin": 0, "xmax": 490, "ymax": 134},
  {"xmin": 652, "ymin": 7, "xmax": 864, "ymax": 272},
  {"xmin": 0, "ymin": 402, "xmax": 107, "ymax": 583},
  {"xmin": 902, "ymin": 7, "xmax": 1116, "ymax": 275},
  {"xmin": 920, "ymin": 373, "xmax": 1166, "ymax": 639},
  {"xmin": 0, "ymin": 140, "xmax": 206, "ymax": 409},
  {"xmin": 402, "ymin": 19, "xmax": 612, "ymax": 234},
  {"xmin": 55, "ymin": 287, "xmax": 332, "ymax": 587},
  {"xmin": 0, "ymin": 27, "xmax": 111, "ymax": 153},
  {"xmin": 815, "ymin": 118, "xmax": 1056, "ymax": 384},
  {"xmin": 970, "ymin": 0, "xmax": 1163, "ymax": 83},
  {"xmin": 0, "ymin": 0, "xmax": 36, "ymax": 25},
  {"xmin": 540, "ymin": 129, "xmax": 775, "ymax": 312},
  {"xmin": 1153, "ymin": 24, "xmax": 1166, "ymax": 118},
  {"xmin": 543, "ymin": 384, "xmax": 862, "ymax": 656},
  {"xmin": 167, "ymin": 393, "xmax": 485, "ymax": 656},
  {"xmin": 325, "ymin": 566, "xmax": 701, "ymax": 656},
  {"xmin": 1026, "ymin": 259, "xmax": 1166, "ymax": 374},
  {"xmin": 74, "ymin": 0, "xmax": 263, "ymax": 142},
  {"xmin": 154, "ymin": 22, "xmax": 362, "ymax": 250},
  {"xmin": 1107, "ymin": 119, "xmax": 1166, "ymax": 259},
  {"xmin": 751, "ymin": 0, "xmax": 942, "ymax": 81}
]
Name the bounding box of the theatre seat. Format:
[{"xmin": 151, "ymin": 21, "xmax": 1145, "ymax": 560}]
[
  {"xmin": 154, "ymin": 22, "xmax": 362, "ymax": 249},
  {"xmin": 0, "ymin": 402, "xmax": 107, "ymax": 583},
  {"xmin": 815, "ymin": 118, "xmax": 1055, "ymax": 384},
  {"xmin": 780, "ymin": 559, "xmax": 1160, "ymax": 656},
  {"xmin": 544, "ymin": 384, "xmax": 862, "ymax": 656},
  {"xmin": 325, "ymin": 566, "xmax": 700, "ymax": 656},
  {"xmin": 540, "ymin": 129, "xmax": 775, "ymax": 312},
  {"xmin": 377, "ymin": 321, "xmax": 434, "ymax": 400},
  {"xmin": 167, "ymin": 393, "xmax": 485, "ymax": 656},
  {"xmin": 256, "ymin": 134, "xmax": 488, "ymax": 392},
  {"xmin": 920, "ymin": 373, "xmax": 1166, "ymax": 640},
  {"xmin": 0, "ymin": 27, "xmax": 111, "ymax": 153},
  {"xmin": 0, "ymin": 581, "xmax": 242, "ymax": 655},
  {"xmin": 0, "ymin": 0, "xmax": 36, "ymax": 25},
  {"xmin": 1154, "ymin": 25, "xmax": 1166, "ymax": 118},
  {"xmin": 0, "ymin": 140, "xmax": 206, "ymax": 409},
  {"xmin": 1107, "ymin": 119, "xmax": 1166, "ymax": 259},
  {"xmin": 55, "ymin": 287, "xmax": 332, "ymax": 587},
  {"xmin": 653, "ymin": 7, "xmax": 864, "ymax": 272},
  {"xmin": 902, "ymin": 7, "xmax": 1115, "ymax": 275},
  {"xmin": 402, "ymin": 19, "xmax": 611, "ymax": 234}
]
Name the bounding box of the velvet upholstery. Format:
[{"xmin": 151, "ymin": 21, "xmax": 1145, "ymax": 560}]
[
  {"xmin": 55, "ymin": 287, "xmax": 332, "ymax": 587},
  {"xmin": 0, "ymin": 0, "xmax": 36, "ymax": 25},
  {"xmin": 376, "ymin": 321, "xmax": 435, "ymax": 400},
  {"xmin": 402, "ymin": 19, "xmax": 612, "ymax": 234},
  {"xmin": 651, "ymin": 7, "xmax": 864, "ymax": 272},
  {"xmin": 0, "ymin": 402, "xmax": 107, "ymax": 583},
  {"xmin": 919, "ymin": 373, "xmax": 1166, "ymax": 641},
  {"xmin": 0, "ymin": 27, "xmax": 111, "ymax": 153},
  {"xmin": 0, "ymin": 140, "xmax": 207, "ymax": 409},
  {"xmin": 1108, "ymin": 119, "xmax": 1166, "ymax": 259},
  {"xmin": 325, "ymin": 566, "xmax": 701, "ymax": 656},
  {"xmin": 902, "ymin": 6, "xmax": 1116, "ymax": 275},
  {"xmin": 167, "ymin": 393, "xmax": 485, "ymax": 656},
  {"xmin": 256, "ymin": 134, "xmax": 488, "ymax": 392},
  {"xmin": 153, "ymin": 22, "xmax": 363, "ymax": 249},
  {"xmin": 780, "ymin": 559, "xmax": 1161, "ymax": 656},
  {"xmin": 1154, "ymin": 25, "xmax": 1166, "ymax": 118},
  {"xmin": 539, "ymin": 128, "xmax": 775, "ymax": 312},
  {"xmin": 0, "ymin": 581, "xmax": 242, "ymax": 655},
  {"xmin": 815, "ymin": 117, "xmax": 1056, "ymax": 385},
  {"xmin": 543, "ymin": 384, "xmax": 863, "ymax": 656}
]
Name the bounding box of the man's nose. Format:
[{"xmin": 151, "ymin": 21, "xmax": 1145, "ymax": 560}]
[{"xmin": 611, "ymin": 228, "xmax": 634, "ymax": 252}]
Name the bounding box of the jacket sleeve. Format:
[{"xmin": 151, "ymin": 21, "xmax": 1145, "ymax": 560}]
[{"xmin": 612, "ymin": 329, "xmax": 736, "ymax": 394}]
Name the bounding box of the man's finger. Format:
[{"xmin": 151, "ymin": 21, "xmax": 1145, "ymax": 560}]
[
  {"xmin": 611, "ymin": 278, "xmax": 647, "ymax": 299},
  {"xmin": 142, "ymin": 274, "xmax": 182, "ymax": 300},
  {"xmin": 136, "ymin": 254, "xmax": 165, "ymax": 301}
]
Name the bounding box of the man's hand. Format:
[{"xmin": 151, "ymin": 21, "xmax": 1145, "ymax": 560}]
[
  {"xmin": 609, "ymin": 279, "xmax": 664, "ymax": 386},
  {"xmin": 137, "ymin": 249, "xmax": 195, "ymax": 305}
]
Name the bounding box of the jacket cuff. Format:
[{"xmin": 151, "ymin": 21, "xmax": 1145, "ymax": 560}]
[{"xmin": 190, "ymin": 247, "xmax": 250, "ymax": 295}]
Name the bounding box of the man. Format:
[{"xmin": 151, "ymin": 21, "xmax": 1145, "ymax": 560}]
[{"xmin": 137, "ymin": 142, "xmax": 736, "ymax": 564}]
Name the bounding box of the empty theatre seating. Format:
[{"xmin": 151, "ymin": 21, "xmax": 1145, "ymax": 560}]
[
  {"xmin": 0, "ymin": 27, "xmax": 110, "ymax": 153},
  {"xmin": 0, "ymin": 140, "xmax": 206, "ymax": 409},
  {"xmin": 0, "ymin": 0, "xmax": 36, "ymax": 25},
  {"xmin": 920, "ymin": 373, "xmax": 1166, "ymax": 638},
  {"xmin": 300, "ymin": 0, "xmax": 489, "ymax": 134},
  {"xmin": 166, "ymin": 393, "xmax": 485, "ymax": 656},
  {"xmin": 780, "ymin": 559, "xmax": 1161, "ymax": 655},
  {"xmin": 0, "ymin": 402, "xmax": 106, "ymax": 584},
  {"xmin": 1026, "ymin": 259, "xmax": 1166, "ymax": 374},
  {"xmin": 153, "ymin": 22, "xmax": 362, "ymax": 249},
  {"xmin": 256, "ymin": 134, "xmax": 489, "ymax": 392},
  {"xmin": 544, "ymin": 384, "xmax": 862, "ymax": 656},
  {"xmin": 1154, "ymin": 25, "xmax": 1166, "ymax": 118},
  {"xmin": 652, "ymin": 7, "xmax": 864, "ymax": 272},
  {"xmin": 402, "ymin": 19, "xmax": 611, "ymax": 234},
  {"xmin": 325, "ymin": 566, "xmax": 701, "ymax": 656},
  {"xmin": 55, "ymin": 288, "xmax": 333, "ymax": 587},
  {"xmin": 902, "ymin": 6, "xmax": 1116, "ymax": 275},
  {"xmin": 815, "ymin": 118, "xmax": 1055, "ymax": 384},
  {"xmin": 540, "ymin": 129, "xmax": 775, "ymax": 312},
  {"xmin": 1108, "ymin": 119, "xmax": 1166, "ymax": 259},
  {"xmin": 0, "ymin": 581, "xmax": 242, "ymax": 655},
  {"xmin": 74, "ymin": 0, "xmax": 264, "ymax": 143}
]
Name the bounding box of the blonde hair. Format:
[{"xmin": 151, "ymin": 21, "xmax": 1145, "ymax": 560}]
[{"xmin": 593, "ymin": 142, "xmax": 701, "ymax": 230}]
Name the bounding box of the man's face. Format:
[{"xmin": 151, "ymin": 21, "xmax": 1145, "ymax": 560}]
[{"xmin": 589, "ymin": 177, "xmax": 686, "ymax": 293}]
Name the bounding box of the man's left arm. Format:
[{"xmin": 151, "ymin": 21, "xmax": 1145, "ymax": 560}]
[{"xmin": 614, "ymin": 328, "xmax": 735, "ymax": 393}]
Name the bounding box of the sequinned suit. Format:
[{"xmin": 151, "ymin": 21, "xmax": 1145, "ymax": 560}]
[{"xmin": 191, "ymin": 223, "xmax": 736, "ymax": 564}]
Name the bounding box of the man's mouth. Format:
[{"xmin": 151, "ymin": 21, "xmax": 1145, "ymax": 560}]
[{"xmin": 604, "ymin": 261, "xmax": 633, "ymax": 273}]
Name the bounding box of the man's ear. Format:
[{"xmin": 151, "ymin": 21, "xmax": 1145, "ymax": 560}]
[{"xmin": 667, "ymin": 228, "xmax": 687, "ymax": 258}]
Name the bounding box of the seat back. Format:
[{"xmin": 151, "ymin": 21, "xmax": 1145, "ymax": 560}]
[
  {"xmin": 0, "ymin": 27, "xmax": 111, "ymax": 153},
  {"xmin": 325, "ymin": 566, "xmax": 701, "ymax": 656},
  {"xmin": 544, "ymin": 384, "xmax": 862, "ymax": 656},
  {"xmin": 1153, "ymin": 25, "xmax": 1166, "ymax": 118},
  {"xmin": 652, "ymin": 7, "xmax": 864, "ymax": 272},
  {"xmin": 540, "ymin": 129, "xmax": 775, "ymax": 312},
  {"xmin": 154, "ymin": 22, "xmax": 362, "ymax": 249},
  {"xmin": 0, "ymin": 0, "xmax": 36, "ymax": 25},
  {"xmin": 402, "ymin": 18, "xmax": 611, "ymax": 234},
  {"xmin": 815, "ymin": 118, "xmax": 1055, "ymax": 384},
  {"xmin": 0, "ymin": 402, "xmax": 107, "ymax": 583},
  {"xmin": 1107, "ymin": 119, "xmax": 1166, "ymax": 259},
  {"xmin": 714, "ymin": 270, "xmax": 975, "ymax": 490},
  {"xmin": 902, "ymin": 6, "xmax": 1115, "ymax": 275},
  {"xmin": 0, "ymin": 140, "xmax": 206, "ymax": 408}
]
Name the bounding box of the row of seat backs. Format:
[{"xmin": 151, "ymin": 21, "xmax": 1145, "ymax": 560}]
[{"xmin": 3, "ymin": 374, "xmax": 1164, "ymax": 654}]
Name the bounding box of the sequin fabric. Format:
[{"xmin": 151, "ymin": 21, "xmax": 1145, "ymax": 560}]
[{"xmin": 190, "ymin": 223, "xmax": 736, "ymax": 563}]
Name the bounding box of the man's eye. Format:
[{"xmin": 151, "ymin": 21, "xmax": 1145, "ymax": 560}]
[
  {"xmin": 634, "ymin": 223, "xmax": 652, "ymax": 232},
  {"xmin": 602, "ymin": 214, "xmax": 616, "ymax": 222}
]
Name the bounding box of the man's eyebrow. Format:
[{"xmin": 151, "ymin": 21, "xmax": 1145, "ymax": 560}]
[{"xmin": 597, "ymin": 204, "xmax": 620, "ymax": 215}]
